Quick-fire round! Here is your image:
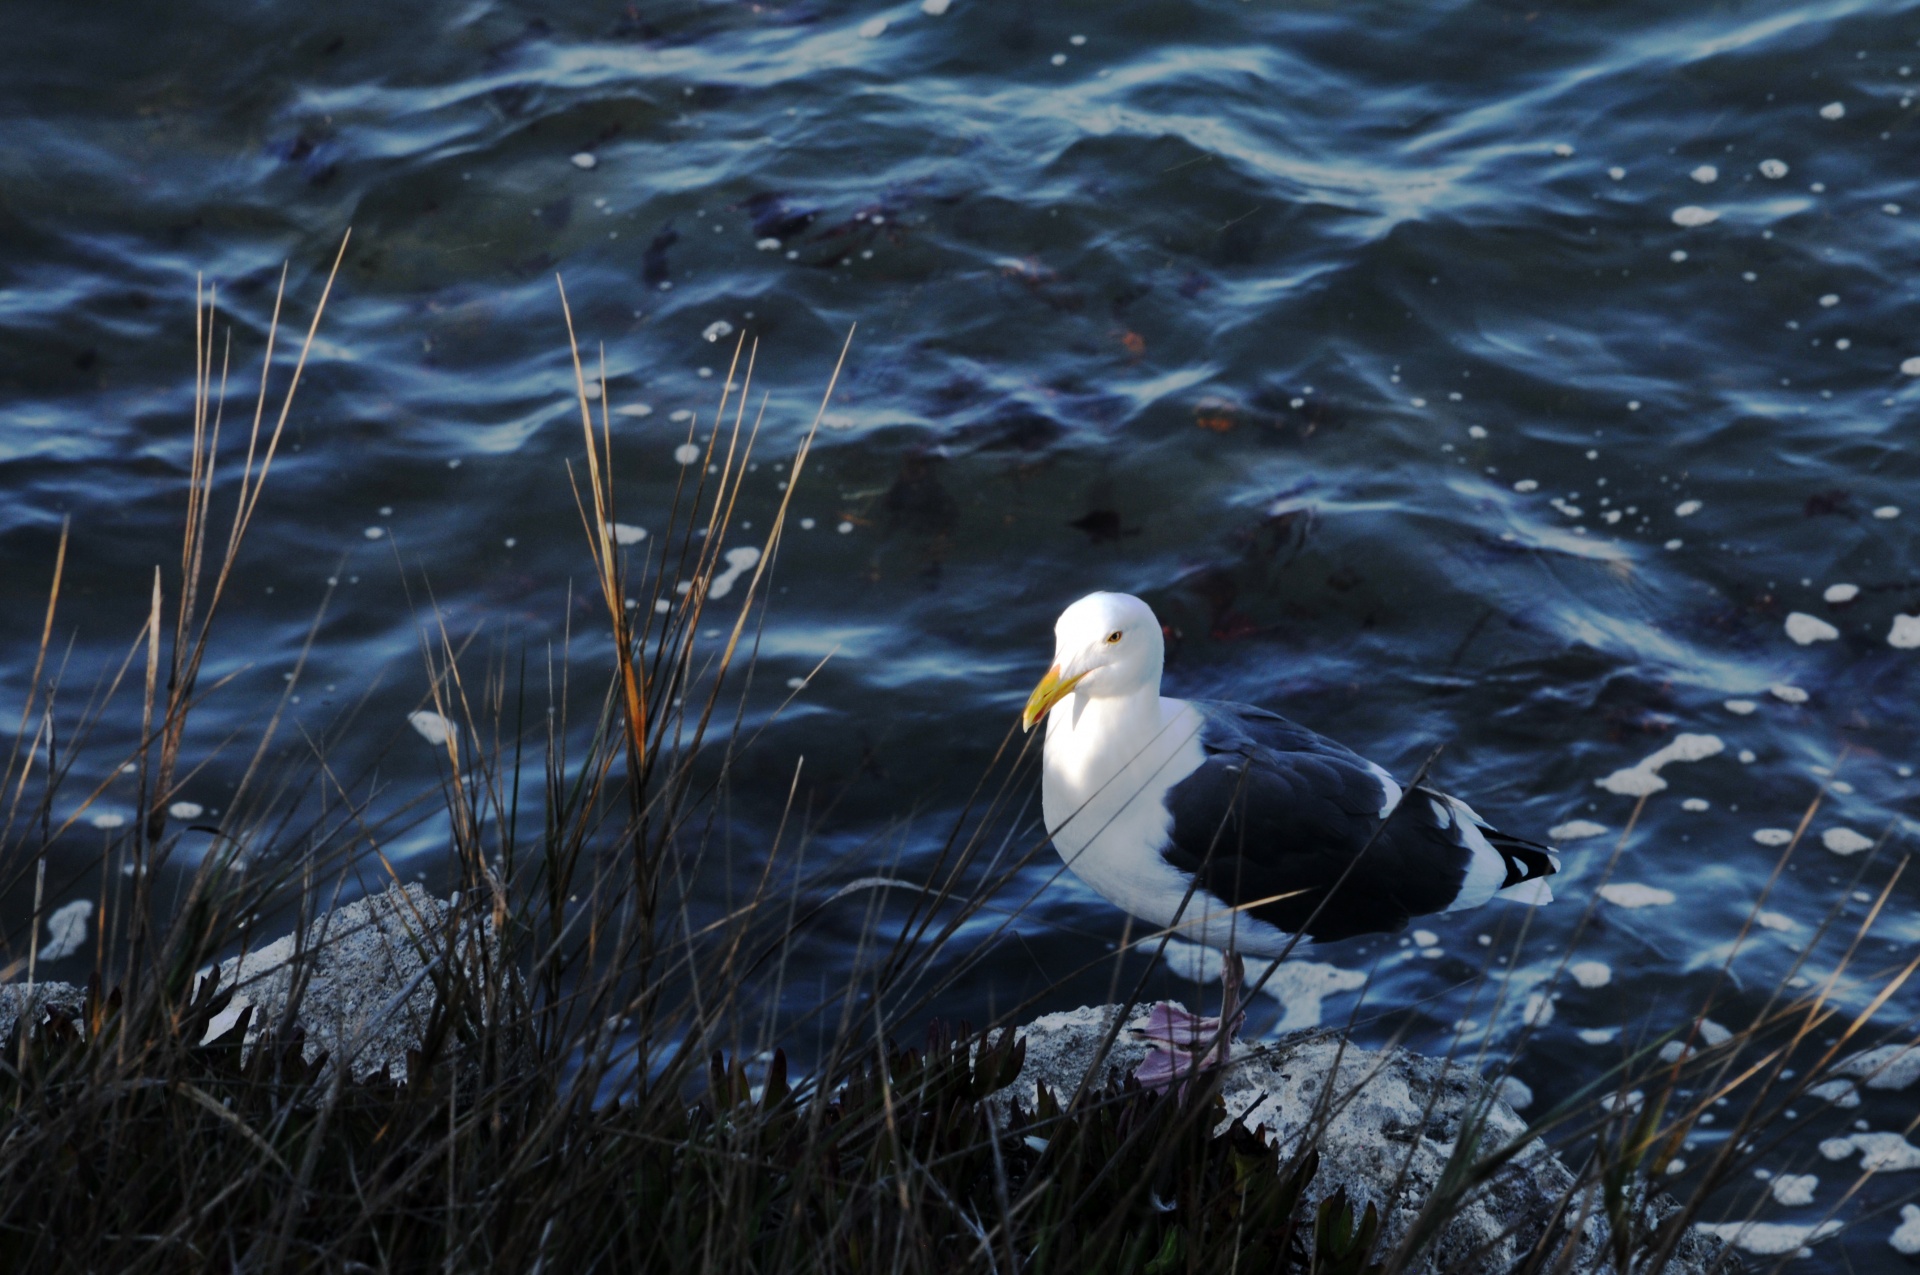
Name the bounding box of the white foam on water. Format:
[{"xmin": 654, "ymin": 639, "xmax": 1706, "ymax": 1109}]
[
  {"xmin": 1889, "ymin": 615, "xmax": 1920, "ymax": 649},
  {"xmin": 1876, "ymin": 505, "xmax": 1902, "ymax": 519},
  {"xmin": 1599, "ymin": 883, "xmax": 1675, "ymax": 908},
  {"xmin": 706, "ymin": 546, "xmax": 762, "ymax": 599},
  {"xmin": 670, "ymin": 409, "xmax": 693, "ymax": 422},
  {"xmin": 1496, "ymin": 1075, "xmax": 1533, "ymax": 1110},
  {"xmin": 1893, "ymin": 1204, "xmax": 1920, "ymax": 1255},
  {"xmin": 1570, "ymin": 960, "xmax": 1611, "ymax": 988},
  {"xmin": 786, "ymin": 677, "xmax": 806, "ymax": 690},
  {"xmin": 570, "ymin": 152, "xmax": 597, "ymax": 169},
  {"xmin": 1902, "ymin": 357, "xmax": 1920, "ymax": 375},
  {"xmin": 1674, "ymin": 499, "xmax": 1702, "ymax": 516},
  {"xmin": 1412, "ymin": 929, "xmax": 1438, "ymax": 947},
  {"xmin": 1824, "ymin": 583, "xmax": 1859, "ymax": 603},
  {"xmin": 614, "ymin": 402, "xmax": 653, "ymax": 417},
  {"xmin": 1258, "ymin": 960, "xmax": 1369, "ymax": 1032},
  {"xmin": 1682, "ymin": 798, "xmax": 1709, "ymax": 811},
  {"xmin": 837, "ymin": 521, "xmax": 854, "ymax": 534},
  {"xmin": 1757, "ymin": 911, "xmax": 1794, "ymax": 931},
  {"xmin": 798, "ymin": 518, "xmax": 815, "ymax": 530},
  {"xmin": 1522, "ymin": 992, "xmax": 1554, "ymax": 1026},
  {"xmin": 1822, "ymin": 827, "xmax": 1874, "ymax": 856},
  {"xmin": 1694, "ymin": 1221, "xmax": 1839, "ymax": 1256},
  {"xmin": 613, "ymin": 523, "xmax": 647, "ymax": 545},
  {"xmin": 1670, "ymin": 250, "xmax": 1687, "ymax": 263},
  {"xmin": 1549, "ymin": 820, "xmax": 1609, "ymax": 841},
  {"xmin": 1607, "ymin": 165, "xmax": 1625, "ymax": 179},
  {"xmin": 1724, "ymin": 699, "xmax": 1757, "ymax": 715},
  {"xmin": 701, "ymin": 320, "xmax": 734, "ymax": 343},
  {"xmin": 1158, "ymin": 937, "xmax": 1364, "ymax": 1032},
  {"xmin": 1050, "ymin": 52, "xmax": 1067, "ymax": 65},
  {"xmin": 1468, "ymin": 425, "xmax": 1487, "ymax": 438},
  {"xmin": 90, "ymin": 812, "xmax": 125, "ymax": 829},
  {"xmin": 673, "ymin": 443, "xmax": 701, "ymax": 465},
  {"xmin": 1808, "ymin": 1079, "xmax": 1859, "ymax": 1107},
  {"xmin": 1690, "ymin": 164, "xmax": 1718, "ymax": 183},
  {"xmin": 756, "ymin": 238, "xmax": 781, "ymax": 251},
  {"xmin": 1664, "ymin": 538, "xmax": 1683, "ymax": 550},
  {"xmin": 1578, "ymin": 1027, "xmax": 1619, "ymax": 1045},
  {"xmin": 1820, "ymin": 101, "xmax": 1846, "ymax": 119},
  {"xmin": 858, "ymin": 15, "xmax": 888, "ymax": 37},
  {"xmin": 364, "ymin": 526, "xmax": 385, "ymax": 540},
  {"xmin": 168, "ymin": 801, "xmax": 204, "ymax": 819},
  {"xmin": 1597, "ymin": 767, "xmax": 1666, "ymax": 796},
  {"xmin": 1819, "ymin": 1137, "xmax": 1856, "ymax": 1160},
  {"xmin": 1752, "ymin": 829, "xmax": 1794, "ymax": 846},
  {"xmin": 408, "ymin": 710, "xmax": 455, "ymax": 747},
  {"xmin": 1671, "ymin": 205, "xmax": 1719, "ymax": 227},
  {"xmin": 1513, "ymin": 478, "xmax": 1539, "ymax": 492},
  {"xmin": 1759, "ymin": 158, "xmax": 1789, "ymax": 178},
  {"xmin": 1852, "ymin": 1132, "xmax": 1920, "ymax": 1170},
  {"xmin": 1771, "ymin": 1174, "xmax": 1818, "ymax": 1206},
  {"xmin": 1664, "ymin": 732, "xmax": 1737, "ymax": 761},
  {"xmin": 1785, "ymin": 612, "xmax": 1839, "ymax": 644},
  {"xmin": 1596, "ymin": 733, "xmax": 1724, "ymax": 795},
  {"xmin": 40, "ymin": 899, "xmax": 94, "ymax": 961},
  {"xmin": 1769, "ymin": 684, "xmax": 1809, "ymax": 704}
]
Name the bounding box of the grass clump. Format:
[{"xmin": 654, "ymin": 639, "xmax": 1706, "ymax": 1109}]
[{"xmin": 2, "ymin": 255, "xmax": 1916, "ymax": 1274}]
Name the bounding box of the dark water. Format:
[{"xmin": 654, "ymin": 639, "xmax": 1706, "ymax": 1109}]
[{"xmin": 6, "ymin": 0, "xmax": 1920, "ymax": 1260}]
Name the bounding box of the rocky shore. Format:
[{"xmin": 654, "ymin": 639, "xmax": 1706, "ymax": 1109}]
[{"xmin": 3, "ymin": 888, "xmax": 1734, "ymax": 1272}]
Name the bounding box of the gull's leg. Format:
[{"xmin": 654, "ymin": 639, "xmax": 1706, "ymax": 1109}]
[{"xmin": 1220, "ymin": 951, "xmax": 1246, "ymax": 1046}]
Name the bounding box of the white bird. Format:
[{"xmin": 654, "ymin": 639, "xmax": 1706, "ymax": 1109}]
[{"xmin": 1022, "ymin": 592, "xmax": 1556, "ymax": 1085}]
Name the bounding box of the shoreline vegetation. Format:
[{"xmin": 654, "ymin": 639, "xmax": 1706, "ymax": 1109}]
[{"xmin": 0, "ymin": 257, "xmax": 1913, "ymax": 1271}]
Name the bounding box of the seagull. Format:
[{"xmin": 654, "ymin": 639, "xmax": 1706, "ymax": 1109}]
[{"xmin": 1022, "ymin": 591, "xmax": 1557, "ymax": 1086}]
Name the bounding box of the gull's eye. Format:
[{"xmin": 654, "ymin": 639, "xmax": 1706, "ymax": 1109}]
[{"xmin": 1105, "ymin": 630, "xmax": 1123, "ymax": 644}]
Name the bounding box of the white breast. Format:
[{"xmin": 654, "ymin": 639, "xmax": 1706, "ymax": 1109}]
[{"xmin": 1043, "ymin": 694, "xmax": 1281, "ymax": 954}]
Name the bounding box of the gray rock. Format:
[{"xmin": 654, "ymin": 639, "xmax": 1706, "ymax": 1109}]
[
  {"xmin": 211, "ymin": 882, "xmax": 479, "ymax": 1080},
  {"xmin": 1004, "ymin": 1004, "xmax": 1731, "ymax": 1275},
  {"xmin": 2, "ymin": 885, "xmax": 487, "ymax": 1083},
  {"xmin": 0, "ymin": 980, "xmax": 86, "ymax": 1041}
]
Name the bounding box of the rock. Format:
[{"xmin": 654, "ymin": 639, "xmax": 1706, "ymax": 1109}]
[
  {"xmin": 1, "ymin": 885, "xmax": 485, "ymax": 1082},
  {"xmin": 211, "ymin": 882, "xmax": 482, "ymax": 1080},
  {"xmin": 1004, "ymin": 1004, "xmax": 1730, "ymax": 1275},
  {"xmin": 0, "ymin": 980, "xmax": 87, "ymax": 1041}
]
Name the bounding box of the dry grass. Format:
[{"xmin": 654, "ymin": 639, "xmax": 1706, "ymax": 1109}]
[{"xmin": 0, "ymin": 258, "xmax": 1914, "ymax": 1273}]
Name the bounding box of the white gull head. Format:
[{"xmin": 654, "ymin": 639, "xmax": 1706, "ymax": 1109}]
[{"xmin": 1023, "ymin": 591, "xmax": 1163, "ymax": 730}]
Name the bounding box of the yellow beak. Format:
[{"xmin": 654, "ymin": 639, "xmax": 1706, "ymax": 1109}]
[{"xmin": 1022, "ymin": 664, "xmax": 1087, "ymax": 733}]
